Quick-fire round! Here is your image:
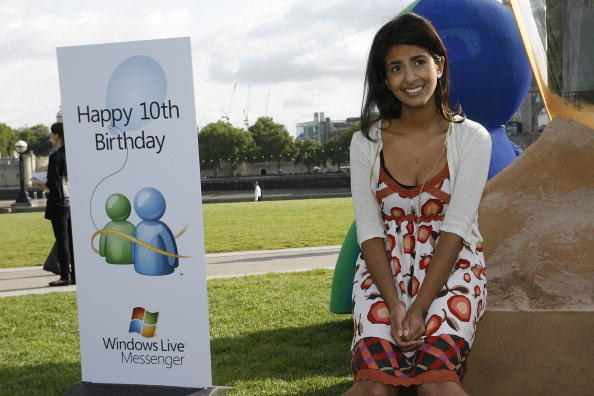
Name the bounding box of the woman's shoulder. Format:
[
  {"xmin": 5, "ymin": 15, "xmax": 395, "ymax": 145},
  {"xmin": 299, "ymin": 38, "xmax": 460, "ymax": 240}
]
[
  {"xmin": 452, "ymin": 117, "xmax": 490, "ymax": 141},
  {"xmin": 351, "ymin": 121, "xmax": 381, "ymax": 146}
]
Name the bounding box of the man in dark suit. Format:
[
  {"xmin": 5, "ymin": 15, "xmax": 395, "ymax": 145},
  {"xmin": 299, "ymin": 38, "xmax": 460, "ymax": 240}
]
[{"xmin": 44, "ymin": 122, "xmax": 75, "ymax": 286}]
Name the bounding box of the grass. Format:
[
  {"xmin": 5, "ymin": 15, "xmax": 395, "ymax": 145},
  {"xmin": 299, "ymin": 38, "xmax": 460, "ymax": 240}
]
[
  {"xmin": 202, "ymin": 198, "xmax": 353, "ymax": 252},
  {"xmin": 0, "ymin": 212, "xmax": 54, "ymax": 268},
  {"xmin": 0, "ymin": 270, "xmax": 354, "ymax": 395},
  {"xmin": 0, "ymin": 198, "xmax": 353, "ymax": 268}
]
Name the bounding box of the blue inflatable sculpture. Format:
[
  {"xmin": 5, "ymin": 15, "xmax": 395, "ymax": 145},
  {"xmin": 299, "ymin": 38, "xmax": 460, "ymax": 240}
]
[
  {"xmin": 413, "ymin": 0, "xmax": 531, "ymax": 177},
  {"xmin": 329, "ymin": 0, "xmax": 532, "ymax": 313}
]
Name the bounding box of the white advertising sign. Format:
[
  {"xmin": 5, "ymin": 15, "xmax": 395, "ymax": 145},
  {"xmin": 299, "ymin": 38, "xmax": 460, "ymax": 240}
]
[{"xmin": 57, "ymin": 38, "xmax": 211, "ymax": 388}]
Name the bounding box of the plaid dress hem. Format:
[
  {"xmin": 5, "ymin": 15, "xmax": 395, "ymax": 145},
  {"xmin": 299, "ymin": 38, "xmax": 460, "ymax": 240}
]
[
  {"xmin": 356, "ymin": 368, "xmax": 460, "ymax": 387},
  {"xmin": 352, "ymin": 335, "xmax": 470, "ymax": 387}
]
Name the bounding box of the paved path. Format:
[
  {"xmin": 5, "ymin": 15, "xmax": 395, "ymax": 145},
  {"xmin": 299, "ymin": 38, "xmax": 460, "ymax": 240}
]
[{"xmin": 0, "ymin": 246, "xmax": 340, "ymax": 298}]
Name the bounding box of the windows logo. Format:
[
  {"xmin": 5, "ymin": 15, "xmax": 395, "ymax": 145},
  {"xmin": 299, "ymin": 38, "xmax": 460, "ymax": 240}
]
[{"xmin": 129, "ymin": 307, "xmax": 159, "ymax": 338}]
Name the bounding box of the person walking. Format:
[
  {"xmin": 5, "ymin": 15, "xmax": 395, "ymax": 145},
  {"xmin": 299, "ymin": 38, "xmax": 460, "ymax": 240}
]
[{"xmin": 253, "ymin": 181, "xmax": 263, "ymax": 201}]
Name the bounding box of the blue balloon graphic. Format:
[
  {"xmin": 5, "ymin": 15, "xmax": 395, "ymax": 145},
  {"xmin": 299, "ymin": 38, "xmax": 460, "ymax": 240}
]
[{"xmin": 106, "ymin": 55, "xmax": 167, "ymax": 132}]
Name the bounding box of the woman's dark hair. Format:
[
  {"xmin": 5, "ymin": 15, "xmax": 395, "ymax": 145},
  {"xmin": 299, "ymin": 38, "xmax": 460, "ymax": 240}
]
[
  {"xmin": 361, "ymin": 12, "xmax": 463, "ymax": 140},
  {"xmin": 50, "ymin": 122, "xmax": 64, "ymax": 141}
]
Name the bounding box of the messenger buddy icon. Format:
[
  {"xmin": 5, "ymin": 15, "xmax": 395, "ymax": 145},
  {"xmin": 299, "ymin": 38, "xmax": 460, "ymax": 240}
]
[{"xmin": 92, "ymin": 187, "xmax": 189, "ymax": 276}]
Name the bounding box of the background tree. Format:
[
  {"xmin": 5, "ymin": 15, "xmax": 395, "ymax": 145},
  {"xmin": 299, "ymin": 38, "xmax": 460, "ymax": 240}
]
[
  {"xmin": 294, "ymin": 139, "xmax": 323, "ymax": 173},
  {"xmin": 248, "ymin": 116, "xmax": 295, "ymax": 173},
  {"xmin": 17, "ymin": 124, "xmax": 52, "ymax": 155},
  {"xmin": 198, "ymin": 121, "xmax": 256, "ymax": 176},
  {"xmin": 0, "ymin": 123, "xmax": 16, "ymax": 157},
  {"xmin": 322, "ymin": 121, "xmax": 359, "ymax": 171}
]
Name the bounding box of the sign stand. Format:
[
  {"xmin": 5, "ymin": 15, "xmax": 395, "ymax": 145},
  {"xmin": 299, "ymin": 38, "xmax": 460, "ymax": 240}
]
[{"xmin": 65, "ymin": 382, "xmax": 232, "ymax": 395}]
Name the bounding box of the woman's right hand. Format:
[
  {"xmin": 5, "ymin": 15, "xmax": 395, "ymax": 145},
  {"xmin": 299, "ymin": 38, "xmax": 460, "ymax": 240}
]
[{"xmin": 390, "ymin": 301, "xmax": 420, "ymax": 352}]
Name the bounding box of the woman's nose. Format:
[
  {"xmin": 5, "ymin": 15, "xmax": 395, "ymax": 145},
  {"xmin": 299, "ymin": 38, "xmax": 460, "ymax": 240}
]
[{"xmin": 404, "ymin": 67, "xmax": 417, "ymax": 84}]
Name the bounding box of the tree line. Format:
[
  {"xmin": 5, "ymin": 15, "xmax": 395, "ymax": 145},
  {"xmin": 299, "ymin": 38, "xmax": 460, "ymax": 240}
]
[
  {"xmin": 0, "ymin": 116, "xmax": 359, "ymax": 175},
  {"xmin": 0, "ymin": 123, "xmax": 53, "ymax": 157},
  {"xmin": 199, "ymin": 116, "xmax": 358, "ymax": 175}
]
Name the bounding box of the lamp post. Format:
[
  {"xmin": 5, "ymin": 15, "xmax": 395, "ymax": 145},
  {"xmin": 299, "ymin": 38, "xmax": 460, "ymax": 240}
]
[{"xmin": 13, "ymin": 140, "xmax": 32, "ymax": 206}]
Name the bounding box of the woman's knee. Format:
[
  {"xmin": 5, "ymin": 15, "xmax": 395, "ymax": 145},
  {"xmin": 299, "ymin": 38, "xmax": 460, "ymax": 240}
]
[
  {"xmin": 344, "ymin": 379, "xmax": 398, "ymax": 396},
  {"xmin": 417, "ymin": 381, "xmax": 468, "ymax": 396}
]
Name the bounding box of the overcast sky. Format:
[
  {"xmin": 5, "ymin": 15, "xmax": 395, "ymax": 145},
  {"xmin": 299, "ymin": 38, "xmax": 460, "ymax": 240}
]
[{"xmin": 0, "ymin": 0, "xmax": 411, "ymax": 136}]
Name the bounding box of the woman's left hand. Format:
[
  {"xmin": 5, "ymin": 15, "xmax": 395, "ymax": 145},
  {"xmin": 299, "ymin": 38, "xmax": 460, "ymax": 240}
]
[{"xmin": 401, "ymin": 306, "xmax": 426, "ymax": 342}]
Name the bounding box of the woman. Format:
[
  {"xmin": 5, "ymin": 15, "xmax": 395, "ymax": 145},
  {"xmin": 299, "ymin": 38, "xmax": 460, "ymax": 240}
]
[
  {"xmin": 346, "ymin": 13, "xmax": 491, "ymax": 396},
  {"xmin": 45, "ymin": 122, "xmax": 75, "ymax": 286}
]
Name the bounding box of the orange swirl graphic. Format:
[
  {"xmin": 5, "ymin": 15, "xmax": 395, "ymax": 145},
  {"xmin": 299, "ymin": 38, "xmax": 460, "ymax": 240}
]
[{"xmin": 91, "ymin": 226, "xmax": 190, "ymax": 258}]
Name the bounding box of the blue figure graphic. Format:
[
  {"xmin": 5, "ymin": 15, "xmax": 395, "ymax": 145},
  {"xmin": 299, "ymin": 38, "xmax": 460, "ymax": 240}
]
[{"xmin": 132, "ymin": 187, "xmax": 179, "ymax": 276}]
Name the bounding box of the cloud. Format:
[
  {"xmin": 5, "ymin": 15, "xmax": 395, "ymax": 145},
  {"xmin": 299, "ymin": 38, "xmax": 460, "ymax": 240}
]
[
  {"xmin": 208, "ymin": 51, "xmax": 361, "ymax": 83},
  {"xmin": 206, "ymin": 0, "xmax": 408, "ymax": 84},
  {"xmin": 0, "ymin": 0, "xmax": 410, "ymax": 134}
]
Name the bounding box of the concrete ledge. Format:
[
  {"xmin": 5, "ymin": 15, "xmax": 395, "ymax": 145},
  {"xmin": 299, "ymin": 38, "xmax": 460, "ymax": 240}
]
[{"xmin": 464, "ymin": 311, "xmax": 594, "ymax": 395}]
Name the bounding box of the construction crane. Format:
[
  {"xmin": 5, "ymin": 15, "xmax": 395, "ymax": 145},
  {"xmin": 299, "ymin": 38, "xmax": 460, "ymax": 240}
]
[
  {"xmin": 243, "ymin": 84, "xmax": 251, "ymax": 130},
  {"xmin": 220, "ymin": 82, "xmax": 237, "ymax": 122}
]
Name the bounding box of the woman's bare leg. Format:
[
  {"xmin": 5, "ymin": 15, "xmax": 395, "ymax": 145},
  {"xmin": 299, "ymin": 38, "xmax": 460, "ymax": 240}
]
[
  {"xmin": 343, "ymin": 379, "xmax": 399, "ymax": 396},
  {"xmin": 417, "ymin": 381, "xmax": 468, "ymax": 396}
]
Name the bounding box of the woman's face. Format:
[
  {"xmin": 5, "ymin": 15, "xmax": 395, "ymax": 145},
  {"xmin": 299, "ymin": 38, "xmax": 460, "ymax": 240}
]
[
  {"xmin": 384, "ymin": 44, "xmax": 443, "ymax": 111},
  {"xmin": 50, "ymin": 133, "xmax": 63, "ymax": 147}
]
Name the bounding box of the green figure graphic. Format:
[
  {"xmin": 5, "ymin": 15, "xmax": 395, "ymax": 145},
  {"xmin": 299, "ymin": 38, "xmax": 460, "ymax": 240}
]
[{"xmin": 99, "ymin": 193, "xmax": 135, "ymax": 264}]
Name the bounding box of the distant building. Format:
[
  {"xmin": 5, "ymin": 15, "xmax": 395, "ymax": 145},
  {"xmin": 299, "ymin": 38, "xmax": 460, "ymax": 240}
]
[{"xmin": 296, "ymin": 113, "xmax": 359, "ymax": 143}]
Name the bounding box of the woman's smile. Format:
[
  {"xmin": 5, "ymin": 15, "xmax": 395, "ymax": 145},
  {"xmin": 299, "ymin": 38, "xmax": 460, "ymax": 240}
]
[{"xmin": 404, "ymin": 85, "xmax": 424, "ymax": 96}]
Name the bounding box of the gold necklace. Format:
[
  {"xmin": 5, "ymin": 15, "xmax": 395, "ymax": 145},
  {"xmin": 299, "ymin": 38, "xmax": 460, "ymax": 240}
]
[
  {"xmin": 404, "ymin": 116, "xmax": 440, "ymax": 165},
  {"xmin": 407, "ymin": 137, "xmax": 430, "ymax": 165}
]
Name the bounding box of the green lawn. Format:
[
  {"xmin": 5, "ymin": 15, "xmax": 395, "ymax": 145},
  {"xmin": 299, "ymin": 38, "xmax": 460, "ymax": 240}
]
[
  {"xmin": 0, "ymin": 270, "xmax": 354, "ymax": 396},
  {"xmin": 0, "ymin": 198, "xmax": 354, "ymax": 268}
]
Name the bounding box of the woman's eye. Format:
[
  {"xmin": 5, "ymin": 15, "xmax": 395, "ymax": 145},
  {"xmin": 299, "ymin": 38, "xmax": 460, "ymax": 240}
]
[
  {"xmin": 416, "ymin": 59, "xmax": 427, "ymax": 66},
  {"xmin": 390, "ymin": 66, "xmax": 401, "ymax": 72}
]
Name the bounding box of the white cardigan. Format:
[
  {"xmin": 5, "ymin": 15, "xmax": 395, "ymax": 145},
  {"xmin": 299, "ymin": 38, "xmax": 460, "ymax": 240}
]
[{"xmin": 350, "ymin": 117, "xmax": 492, "ymax": 252}]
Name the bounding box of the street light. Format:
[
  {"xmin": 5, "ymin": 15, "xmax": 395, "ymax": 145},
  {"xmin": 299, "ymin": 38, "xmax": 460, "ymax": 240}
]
[{"xmin": 13, "ymin": 140, "xmax": 32, "ymax": 206}]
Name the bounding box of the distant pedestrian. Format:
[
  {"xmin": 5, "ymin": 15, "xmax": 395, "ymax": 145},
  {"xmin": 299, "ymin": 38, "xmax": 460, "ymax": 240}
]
[
  {"xmin": 44, "ymin": 122, "xmax": 75, "ymax": 286},
  {"xmin": 253, "ymin": 181, "xmax": 262, "ymax": 201}
]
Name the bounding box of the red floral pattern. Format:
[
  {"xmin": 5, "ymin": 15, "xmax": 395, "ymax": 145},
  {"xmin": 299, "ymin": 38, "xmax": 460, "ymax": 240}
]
[
  {"xmin": 471, "ymin": 264, "xmax": 484, "ymax": 280},
  {"xmin": 419, "ymin": 255, "xmax": 432, "ymax": 270},
  {"xmin": 447, "ymin": 295, "xmax": 472, "ymax": 322},
  {"xmin": 410, "ymin": 276, "xmax": 420, "ymax": 297},
  {"xmin": 367, "ymin": 301, "xmax": 391, "ymax": 325},
  {"xmin": 417, "ymin": 225, "xmax": 432, "ymax": 243},
  {"xmin": 361, "ymin": 276, "xmax": 374, "ymax": 290},
  {"xmin": 352, "ymin": 161, "xmax": 486, "ymax": 363},
  {"xmin": 392, "ymin": 256, "xmax": 401, "ymax": 275},
  {"xmin": 403, "ymin": 234, "xmax": 416, "ymax": 254},
  {"xmin": 391, "ymin": 207, "xmax": 405, "ymax": 218},
  {"xmin": 424, "ymin": 314, "xmax": 443, "ymax": 336},
  {"xmin": 455, "ymin": 259, "xmax": 470, "ymax": 269},
  {"xmin": 421, "ymin": 199, "xmax": 443, "ymax": 217}
]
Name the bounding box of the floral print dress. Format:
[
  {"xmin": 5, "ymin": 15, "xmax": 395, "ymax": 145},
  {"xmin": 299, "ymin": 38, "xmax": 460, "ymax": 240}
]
[{"xmin": 351, "ymin": 154, "xmax": 487, "ymax": 386}]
